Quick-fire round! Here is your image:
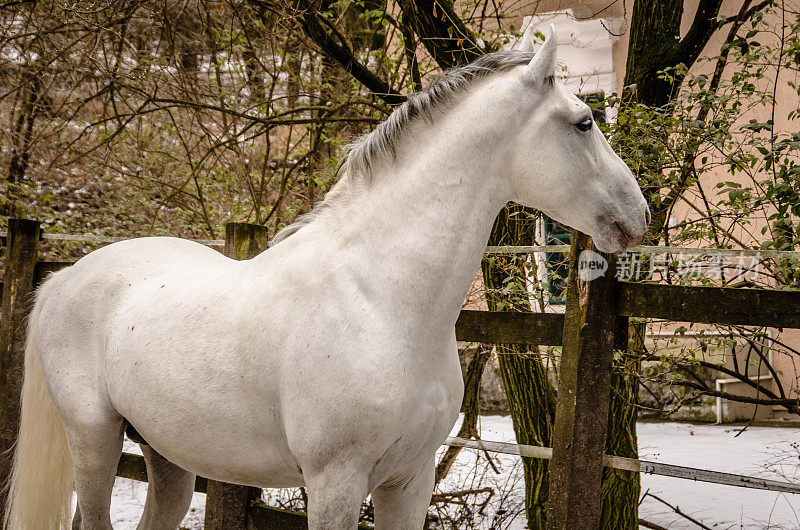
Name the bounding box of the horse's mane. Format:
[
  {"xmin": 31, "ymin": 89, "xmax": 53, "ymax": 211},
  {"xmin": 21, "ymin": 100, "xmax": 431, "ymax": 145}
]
[{"xmin": 272, "ymin": 49, "xmax": 538, "ymax": 245}]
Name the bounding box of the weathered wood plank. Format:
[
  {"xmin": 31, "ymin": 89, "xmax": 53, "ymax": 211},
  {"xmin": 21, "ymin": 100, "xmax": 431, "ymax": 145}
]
[
  {"xmin": 547, "ymin": 233, "xmax": 626, "ymax": 529},
  {"xmin": 0, "ymin": 262, "xmax": 77, "ymax": 298},
  {"xmin": 617, "ymin": 282, "xmax": 800, "ymax": 328},
  {"xmin": 455, "ymin": 310, "xmax": 563, "ymax": 345},
  {"xmin": 248, "ymin": 503, "xmax": 310, "ymax": 529},
  {"xmin": 224, "ymin": 222, "xmax": 270, "ymax": 260},
  {"xmin": 116, "ymin": 452, "xmax": 149, "ymax": 484},
  {"xmin": 0, "ymin": 219, "xmax": 40, "ymax": 515},
  {"xmin": 34, "ymin": 261, "xmax": 72, "ymax": 285},
  {"xmin": 117, "ymin": 452, "xmax": 209, "ymax": 492}
]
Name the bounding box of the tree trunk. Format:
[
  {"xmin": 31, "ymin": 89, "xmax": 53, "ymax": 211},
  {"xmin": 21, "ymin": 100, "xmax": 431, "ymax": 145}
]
[
  {"xmin": 624, "ymin": 0, "xmax": 684, "ymax": 108},
  {"xmin": 597, "ymin": 3, "xmax": 731, "ymax": 523},
  {"xmin": 496, "ymin": 349, "xmax": 555, "ymax": 528},
  {"xmin": 5, "ymin": 65, "xmax": 43, "ymax": 217},
  {"xmin": 598, "ymin": 4, "xmax": 735, "ymax": 522},
  {"xmin": 481, "ymin": 204, "xmax": 556, "ymax": 530},
  {"xmin": 599, "ymin": 320, "xmax": 645, "ymax": 529}
]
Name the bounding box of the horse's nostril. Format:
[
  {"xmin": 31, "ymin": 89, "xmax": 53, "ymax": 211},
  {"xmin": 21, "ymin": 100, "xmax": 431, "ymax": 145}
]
[{"xmin": 644, "ymin": 206, "xmax": 651, "ymax": 226}]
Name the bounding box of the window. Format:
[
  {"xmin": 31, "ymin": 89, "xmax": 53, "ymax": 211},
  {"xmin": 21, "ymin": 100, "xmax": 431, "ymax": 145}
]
[{"xmin": 544, "ymin": 218, "xmax": 572, "ymax": 304}]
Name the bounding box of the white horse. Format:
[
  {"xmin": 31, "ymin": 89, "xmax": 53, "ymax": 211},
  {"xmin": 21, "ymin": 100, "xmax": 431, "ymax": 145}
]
[{"xmin": 4, "ymin": 25, "xmax": 648, "ymax": 530}]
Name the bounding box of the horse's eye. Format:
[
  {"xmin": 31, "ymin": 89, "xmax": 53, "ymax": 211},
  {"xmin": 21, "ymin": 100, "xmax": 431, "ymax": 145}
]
[{"xmin": 576, "ymin": 118, "xmax": 593, "ymax": 132}]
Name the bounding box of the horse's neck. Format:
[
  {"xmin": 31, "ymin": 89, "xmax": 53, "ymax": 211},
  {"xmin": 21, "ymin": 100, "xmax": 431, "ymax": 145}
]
[{"xmin": 330, "ymin": 129, "xmax": 509, "ymax": 326}]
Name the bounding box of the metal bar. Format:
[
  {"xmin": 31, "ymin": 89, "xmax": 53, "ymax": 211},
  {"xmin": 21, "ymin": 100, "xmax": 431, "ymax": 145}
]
[
  {"xmin": 445, "ymin": 436, "xmax": 552, "ymax": 460},
  {"xmin": 3, "ymin": 231, "xmax": 799, "ymax": 259},
  {"xmin": 121, "ymin": 437, "xmax": 800, "ymax": 500},
  {"xmin": 632, "ymin": 245, "xmax": 800, "ymax": 260},
  {"xmin": 0, "ymin": 231, "xmax": 224, "ymax": 247},
  {"xmin": 445, "ymin": 436, "xmax": 800, "ymax": 494},
  {"xmin": 485, "ymin": 245, "xmax": 570, "ymax": 253},
  {"xmin": 485, "ymin": 244, "xmax": 800, "ymax": 258}
]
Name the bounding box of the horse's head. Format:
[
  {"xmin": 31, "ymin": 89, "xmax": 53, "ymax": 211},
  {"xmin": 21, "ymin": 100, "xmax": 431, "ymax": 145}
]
[{"xmin": 504, "ymin": 24, "xmax": 649, "ymax": 253}]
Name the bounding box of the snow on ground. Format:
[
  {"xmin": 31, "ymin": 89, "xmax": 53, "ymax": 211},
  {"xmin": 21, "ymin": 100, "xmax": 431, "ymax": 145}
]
[
  {"xmin": 636, "ymin": 422, "xmax": 800, "ymax": 529},
  {"xmin": 109, "ymin": 420, "xmax": 800, "ymax": 529}
]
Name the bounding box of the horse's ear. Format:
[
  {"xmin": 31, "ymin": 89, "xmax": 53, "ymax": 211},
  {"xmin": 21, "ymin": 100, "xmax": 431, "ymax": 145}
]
[
  {"xmin": 512, "ymin": 16, "xmax": 537, "ymax": 51},
  {"xmin": 524, "ymin": 24, "xmax": 557, "ymax": 86}
]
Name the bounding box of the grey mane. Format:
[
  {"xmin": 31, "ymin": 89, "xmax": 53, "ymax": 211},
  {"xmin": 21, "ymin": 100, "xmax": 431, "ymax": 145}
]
[
  {"xmin": 272, "ymin": 49, "xmax": 538, "ymax": 245},
  {"xmin": 343, "ymin": 49, "xmax": 537, "ymax": 179}
]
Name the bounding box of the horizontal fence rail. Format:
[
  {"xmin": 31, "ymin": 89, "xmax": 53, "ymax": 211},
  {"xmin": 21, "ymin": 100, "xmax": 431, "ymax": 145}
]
[
  {"xmin": 445, "ymin": 437, "xmax": 800, "ymax": 494},
  {"xmin": 114, "ymin": 436, "xmax": 800, "ymax": 505},
  {"xmin": 455, "ymin": 310, "xmax": 563, "ymax": 345},
  {"xmin": 485, "ymin": 244, "xmax": 800, "ymax": 258},
  {"xmin": 618, "ymin": 282, "xmax": 800, "ymax": 328},
  {"xmin": 4, "ymin": 232, "xmax": 800, "ymax": 258},
  {"xmin": 0, "ymin": 230, "xmax": 225, "ymax": 247}
]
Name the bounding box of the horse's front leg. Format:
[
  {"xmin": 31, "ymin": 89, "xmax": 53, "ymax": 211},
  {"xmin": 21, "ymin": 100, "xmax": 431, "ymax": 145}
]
[
  {"xmin": 371, "ymin": 456, "xmax": 435, "ymax": 529},
  {"xmin": 305, "ymin": 466, "xmax": 370, "ymax": 530}
]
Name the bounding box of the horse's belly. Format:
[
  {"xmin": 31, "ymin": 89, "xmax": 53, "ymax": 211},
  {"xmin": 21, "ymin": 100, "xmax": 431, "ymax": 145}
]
[
  {"xmin": 116, "ymin": 383, "xmax": 304, "ymax": 487},
  {"xmin": 107, "ymin": 331, "xmax": 303, "ymax": 487}
]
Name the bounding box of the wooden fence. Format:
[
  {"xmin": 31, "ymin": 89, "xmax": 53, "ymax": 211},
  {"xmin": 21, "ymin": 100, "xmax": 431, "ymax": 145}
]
[{"xmin": 2, "ymin": 218, "xmax": 800, "ymax": 529}]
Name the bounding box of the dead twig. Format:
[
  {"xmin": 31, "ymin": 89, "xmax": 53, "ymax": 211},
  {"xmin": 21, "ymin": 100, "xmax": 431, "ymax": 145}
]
[{"xmin": 644, "ymin": 492, "xmax": 713, "ymax": 530}]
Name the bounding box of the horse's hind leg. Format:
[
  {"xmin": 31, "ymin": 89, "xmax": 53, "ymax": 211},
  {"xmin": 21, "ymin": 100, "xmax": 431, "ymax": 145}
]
[
  {"xmin": 64, "ymin": 415, "xmax": 125, "ymax": 530},
  {"xmin": 136, "ymin": 444, "xmax": 195, "ymax": 530},
  {"xmin": 372, "ymin": 456, "xmax": 435, "ymax": 529}
]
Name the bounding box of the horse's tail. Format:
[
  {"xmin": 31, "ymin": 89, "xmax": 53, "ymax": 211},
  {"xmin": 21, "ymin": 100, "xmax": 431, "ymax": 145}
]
[{"xmin": 3, "ymin": 270, "xmax": 74, "ymax": 530}]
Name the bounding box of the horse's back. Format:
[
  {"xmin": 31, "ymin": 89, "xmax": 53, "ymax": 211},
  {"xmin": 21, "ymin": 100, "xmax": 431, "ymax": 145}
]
[
  {"xmin": 65, "ymin": 236, "xmax": 228, "ymax": 276},
  {"xmin": 36, "ymin": 236, "xmax": 233, "ymax": 358}
]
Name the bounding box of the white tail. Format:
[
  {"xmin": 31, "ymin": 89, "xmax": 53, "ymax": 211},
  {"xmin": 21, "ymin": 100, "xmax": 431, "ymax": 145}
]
[{"xmin": 3, "ymin": 272, "xmax": 73, "ymax": 530}]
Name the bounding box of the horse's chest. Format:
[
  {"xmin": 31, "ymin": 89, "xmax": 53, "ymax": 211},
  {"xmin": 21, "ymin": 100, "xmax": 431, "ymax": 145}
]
[
  {"xmin": 281, "ymin": 334, "xmax": 465, "ymax": 479},
  {"xmin": 370, "ymin": 351, "xmax": 464, "ymax": 483}
]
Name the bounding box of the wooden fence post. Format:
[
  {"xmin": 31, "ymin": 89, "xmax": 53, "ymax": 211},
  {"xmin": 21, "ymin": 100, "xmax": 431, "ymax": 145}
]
[
  {"xmin": 224, "ymin": 222, "xmax": 270, "ymax": 261},
  {"xmin": 0, "ymin": 218, "xmax": 40, "ymax": 514},
  {"xmin": 205, "ymin": 222, "xmax": 270, "ymax": 529},
  {"xmin": 547, "ymin": 231, "xmax": 626, "ymax": 529}
]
